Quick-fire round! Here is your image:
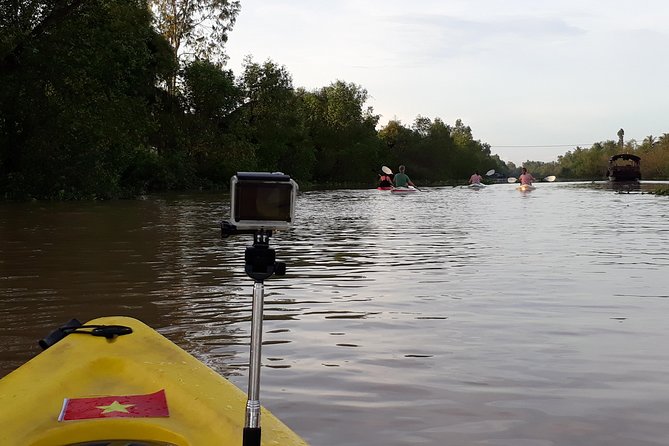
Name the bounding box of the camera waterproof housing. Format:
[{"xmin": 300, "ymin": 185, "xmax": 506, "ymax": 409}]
[{"xmin": 229, "ymin": 172, "xmax": 298, "ymax": 231}]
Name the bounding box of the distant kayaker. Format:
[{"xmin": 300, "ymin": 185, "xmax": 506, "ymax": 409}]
[
  {"xmin": 469, "ymin": 171, "xmax": 483, "ymax": 184},
  {"xmin": 394, "ymin": 165, "xmax": 416, "ymax": 188},
  {"xmin": 378, "ymin": 172, "xmax": 394, "ymax": 188},
  {"xmin": 519, "ymin": 167, "xmax": 535, "ymax": 185}
]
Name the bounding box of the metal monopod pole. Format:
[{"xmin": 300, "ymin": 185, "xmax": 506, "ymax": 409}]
[
  {"xmin": 243, "ymin": 280, "xmax": 265, "ymax": 444},
  {"xmin": 241, "ymin": 231, "xmax": 285, "ymax": 446}
]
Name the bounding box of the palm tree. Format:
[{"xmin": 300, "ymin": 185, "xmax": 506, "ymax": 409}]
[{"xmin": 642, "ymin": 135, "xmax": 657, "ymax": 149}]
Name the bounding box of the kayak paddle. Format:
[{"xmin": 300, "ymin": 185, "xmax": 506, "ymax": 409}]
[{"xmin": 508, "ymin": 176, "xmax": 556, "ymax": 183}]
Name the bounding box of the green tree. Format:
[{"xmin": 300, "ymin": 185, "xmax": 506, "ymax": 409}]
[
  {"xmin": 557, "ymin": 140, "xmax": 636, "ymax": 180},
  {"xmin": 150, "ymin": 0, "xmax": 240, "ymax": 93},
  {"xmin": 379, "ymin": 116, "xmax": 500, "ymax": 183},
  {"xmin": 642, "ymin": 135, "xmax": 657, "ymax": 148},
  {"xmin": 302, "ymin": 81, "xmax": 380, "ymax": 182},
  {"xmin": 0, "ymin": 0, "xmax": 87, "ymax": 71},
  {"xmin": 378, "ymin": 119, "xmax": 416, "ymax": 164},
  {"xmin": 641, "ymin": 135, "xmax": 669, "ymax": 179},
  {"xmin": 1, "ymin": 0, "xmax": 173, "ymax": 199},
  {"xmin": 180, "ymin": 59, "xmax": 256, "ymax": 184},
  {"xmin": 237, "ymin": 58, "xmax": 315, "ymax": 181},
  {"xmin": 410, "ymin": 116, "xmax": 455, "ymax": 179}
]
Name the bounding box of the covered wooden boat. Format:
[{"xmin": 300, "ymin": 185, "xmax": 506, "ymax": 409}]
[{"xmin": 607, "ymin": 154, "xmax": 641, "ymax": 182}]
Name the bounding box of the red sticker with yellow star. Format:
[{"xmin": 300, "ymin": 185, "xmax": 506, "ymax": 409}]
[{"xmin": 58, "ymin": 389, "xmax": 169, "ymax": 421}]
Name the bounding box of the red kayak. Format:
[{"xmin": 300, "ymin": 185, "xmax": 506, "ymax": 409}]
[{"xmin": 377, "ymin": 186, "xmax": 394, "ymax": 190}]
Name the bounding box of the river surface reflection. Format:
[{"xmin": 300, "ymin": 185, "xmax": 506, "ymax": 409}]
[{"xmin": 2, "ymin": 182, "xmax": 669, "ymax": 445}]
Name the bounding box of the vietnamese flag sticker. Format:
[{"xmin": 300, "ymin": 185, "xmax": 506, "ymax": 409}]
[{"xmin": 59, "ymin": 389, "xmax": 169, "ymax": 421}]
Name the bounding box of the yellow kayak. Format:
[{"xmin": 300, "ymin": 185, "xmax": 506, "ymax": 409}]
[{"xmin": 0, "ymin": 316, "xmax": 308, "ymax": 446}]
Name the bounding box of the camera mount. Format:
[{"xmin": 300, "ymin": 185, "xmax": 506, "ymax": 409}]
[
  {"xmin": 221, "ymin": 221, "xmax": 286, "ymax": 446},
  {"xmin": 221, "ymin": 221, "xmax": 287, "ymax": 282}
]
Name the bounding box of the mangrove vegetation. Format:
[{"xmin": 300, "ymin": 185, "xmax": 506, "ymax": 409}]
[{"xmin": 2, "ymin": 1, "xmax": 668, "ymax": 200}]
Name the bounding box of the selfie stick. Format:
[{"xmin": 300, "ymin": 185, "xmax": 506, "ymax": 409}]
[{"xmin": 221, "ymin": 222, "xmax": 286, "ymax": 446}]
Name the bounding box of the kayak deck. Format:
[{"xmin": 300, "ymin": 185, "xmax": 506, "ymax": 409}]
[
  {"xmin": 390, "ymin": 186, "xmax": 418, "ymax": 193},
  {"xmin": 0, "ymin": 316, "xmax": 307, "ymax": 446}
]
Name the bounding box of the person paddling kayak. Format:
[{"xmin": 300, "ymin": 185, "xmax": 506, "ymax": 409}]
[
  {"xmin": 469, "ymin": 171, "xmax": 483, "ymax": 184},
  {"xmin": 394, "ymin": 165, "xmax": 416, "ymax": 188},
  {"xmin": 378, "ymin": 171, "xmax": 394, "ymax": 188},
  {"xmin": 518, "ymin": 167, "xmax": 535, "ymax": 185}
]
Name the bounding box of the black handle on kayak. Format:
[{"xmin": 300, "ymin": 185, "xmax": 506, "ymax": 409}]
[
  {"xmin": 38, "ymin": 318, "xmax": 83, "ymax": 350},
  {"xmin": 38, "ymin": 320, "xmax": 133, "ymax": 350}
]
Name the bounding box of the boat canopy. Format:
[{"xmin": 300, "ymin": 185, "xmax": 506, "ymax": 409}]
[{"xmin": 609, "ymin": 153, "xmax": 640, "ymax": 162}]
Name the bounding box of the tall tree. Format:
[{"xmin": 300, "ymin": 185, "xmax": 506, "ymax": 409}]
[
  {"xmin": 0, "ymin": 0, "xmax": 172, "ymax": 199},
  {"xmin": 150, "ymin": 0, "xmax": 240, "ymax": 93},
  {"xmin": 378, "ymin": 119, "xmax": 417, "ymax": 168},
  {"xmin": 0, "ymin": 0, "xmax": 87, "ymax": 73},
  {"xmin": 302, "ymin": 80, "xmax": 380, "ymax": 181},
  {"xmin": 181, "ymin": 59, "xmax": 252, "ymax": 184},
  {"xmin": 238, "ymin": 58, "xmax": 314, "ymax": 180},
  {"xmin": 642, "ymin": 135, "xmax": 657, "ymax": 148},
  {"xmin": 408, "ymin": 116, "xmax": 455, "ymax": 179}
]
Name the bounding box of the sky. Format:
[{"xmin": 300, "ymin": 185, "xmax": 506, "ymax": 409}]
[{"xmin": 224, "ymin": 0, "xmax": 669, "ymax": 165}]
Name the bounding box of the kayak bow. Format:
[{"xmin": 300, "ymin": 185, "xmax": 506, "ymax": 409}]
[{"xmin": 0, "ymin": 316, "xmax": 308, "ymax": 446}]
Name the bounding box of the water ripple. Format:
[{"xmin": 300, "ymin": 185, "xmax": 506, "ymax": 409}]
[{"xmin": 2, "ymin": 184, "xmax": 669, "ymax": 445}]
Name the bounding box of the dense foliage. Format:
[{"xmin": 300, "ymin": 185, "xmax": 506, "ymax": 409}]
[
  {"xmin": 1, "ymin": 1, "xmax": 667, "ymax": 200},
  {"xmin": 512, "ymin": 134, "xmax": 669, "ymax": 181},
  {"xmin": 1, "ymin": 0, "xmax": 174, "ymax": 199}
]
